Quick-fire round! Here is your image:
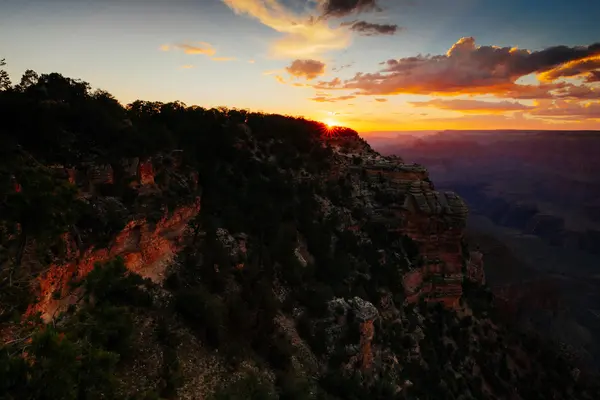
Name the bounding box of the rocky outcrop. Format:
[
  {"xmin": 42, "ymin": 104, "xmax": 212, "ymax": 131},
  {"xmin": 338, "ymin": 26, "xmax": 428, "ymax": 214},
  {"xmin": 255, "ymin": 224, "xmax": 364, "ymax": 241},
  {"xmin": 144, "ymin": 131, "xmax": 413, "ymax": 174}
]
[
  {"xmin": 362, "ymin": 162, "xmax": 429, "ymax": 184},
  {"xmin": 139, "ymin": 159, "xmax": 155, "ymax": 185},
  {"xmin": 382, "ymin": 167, "xmax": 468, "ymax": 308},
  {"xmin": 18, "ymin": 149, "xmax": 201, "ymax": 322},
  {"xmin": 339, "ymin": 144, "xmax": 471, "ymax": 309},
  {"xmin": 326, "ymin": 297, "xmax": 379, "ymax": 371},
  {"xmin": 27, "ymin": 198, "xmax": 201, "ymax": 321}
]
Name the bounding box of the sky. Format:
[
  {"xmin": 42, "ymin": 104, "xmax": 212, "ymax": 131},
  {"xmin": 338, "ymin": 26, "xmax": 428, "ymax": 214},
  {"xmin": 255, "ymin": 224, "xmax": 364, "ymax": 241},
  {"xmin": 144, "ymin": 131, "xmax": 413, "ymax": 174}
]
[{"xmin": 1, "ymin": 0, "xmax": 600, "ymax": 133}]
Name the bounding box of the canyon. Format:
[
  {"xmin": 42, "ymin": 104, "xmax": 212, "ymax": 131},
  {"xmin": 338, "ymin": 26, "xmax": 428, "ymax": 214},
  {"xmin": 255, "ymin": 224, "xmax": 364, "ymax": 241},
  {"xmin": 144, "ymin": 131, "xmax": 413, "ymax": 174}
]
[
  {"xmin": 1, "ymin": 69, "xmax": 595, "ymax": 398},
  {"xmin": 371, "ymin": 129, "xmax": 600, "ymax": 371}
]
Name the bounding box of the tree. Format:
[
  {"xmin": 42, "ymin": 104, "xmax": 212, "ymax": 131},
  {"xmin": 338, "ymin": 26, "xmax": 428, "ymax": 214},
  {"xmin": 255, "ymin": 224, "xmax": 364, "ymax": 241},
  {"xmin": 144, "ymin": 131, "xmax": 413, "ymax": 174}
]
[{"xmin": 0, "ymin": 58, "xmax": 11, "ymax": 90}]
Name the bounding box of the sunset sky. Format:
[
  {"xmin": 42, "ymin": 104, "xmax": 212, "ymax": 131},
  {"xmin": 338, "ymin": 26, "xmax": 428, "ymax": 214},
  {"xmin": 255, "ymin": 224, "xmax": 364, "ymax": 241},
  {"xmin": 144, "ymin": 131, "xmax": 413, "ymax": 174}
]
[{"xmin": 2, "ymin": 0, "xmax": 600, "ymax": 132}]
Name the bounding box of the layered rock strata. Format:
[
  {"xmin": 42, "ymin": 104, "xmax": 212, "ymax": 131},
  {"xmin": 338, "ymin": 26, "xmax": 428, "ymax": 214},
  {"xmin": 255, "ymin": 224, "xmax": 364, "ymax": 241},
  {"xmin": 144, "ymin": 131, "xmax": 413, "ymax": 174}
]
[{"xmin": 362, "ymin": 159, "xmax": 469, "ymax": 308}]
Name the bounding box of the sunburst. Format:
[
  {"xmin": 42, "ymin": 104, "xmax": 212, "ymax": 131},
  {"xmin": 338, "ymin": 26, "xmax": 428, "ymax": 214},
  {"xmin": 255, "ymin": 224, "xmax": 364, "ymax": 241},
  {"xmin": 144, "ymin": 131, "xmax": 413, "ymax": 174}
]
[{"xmin": 323, "ymin": 118, "xmax": 338, "ymax": 128}]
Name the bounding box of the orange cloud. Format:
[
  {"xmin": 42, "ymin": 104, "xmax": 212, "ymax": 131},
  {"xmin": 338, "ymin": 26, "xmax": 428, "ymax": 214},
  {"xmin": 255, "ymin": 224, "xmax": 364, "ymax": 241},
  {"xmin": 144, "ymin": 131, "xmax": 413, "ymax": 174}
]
[
  {"xmin": 587, "ymin": 70, "xmax": 600, "ymax": 83},
  {"xmin": 211, "ymin": 56, "xmax": 237, "ymax": 62},
  {"xmin": 552, "ymin": 83, "xmax": 600, "ymax": 99},
  {"xmin": 180, "ymin": 65, "xmax": 195, "ymax": 69},
  {"xmin": 321, "ymin": 37, "xmax": 600, "ymax": 98},
  {"xmin": 176, "ymin": 42, "xmax": 216, "ymax": 56},
  {"xmin": 409, "ymin": 99, "xmax": 534, "ymax": 114},
  {"xmin": 374, "ymin": 98, "xmax": 387, "ymax": 102},
  {"xmin": 538, "ymin": 55, "xmax": 600, "ymax": 82},
  {"xmin": 161, "ymin": 41, "xmax": 239, "ymax": 62},
  {"xmin": 286, "ymin": 59, "xmax": 326, "ymax": 80},
  {"xmin": 221, "ymin": 0, "xmax": 351, "ymax": 58},
  {"xmin": 310, "ymin": 95, "xmax": 356, "ymax": 102},
  {"xmin": 313, "ymin": 77, "xmax": 343, "ymax": 89},
  {"xmin": 530, "ymin": 100, "xmax": 600, "ymax": 120}
]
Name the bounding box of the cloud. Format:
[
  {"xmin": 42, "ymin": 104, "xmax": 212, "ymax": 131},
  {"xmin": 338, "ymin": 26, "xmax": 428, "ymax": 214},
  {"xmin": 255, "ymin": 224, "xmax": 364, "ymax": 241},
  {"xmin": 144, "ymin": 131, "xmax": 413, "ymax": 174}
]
[
  {"xmin": 320, "ymin": 0, "xmax": 381, "ymax": 18},
  {"xmin": 332, "ymin": 62, "xmax": 354, "ymax": 71},
  {"xmin": 221, "ymin": 0, "xmax": 351, "ymax": 58},
  {"xmin": 587, "ymin": 70, "xmax": 600, "ymax": 82},
  {"xmin": 248, "ymin": 59, "xmax": 256, "ymax": 64},
  {"xmin": 211, "ymin": 56, "xmax": 237, "ymax": 62},
  {"xmin": 325, "ymin": 37, "xmax": 600, "ymax": 97},
  {"xmin": 175, "ymin": 42, "xmax": 217, "ymax": 56},
  {"xmin": 530, "ymin": 100, "xmax": 600, "ymax": 120},
  {"xmin": 409, "ymin": 99, "xmax": 534, "ymax": 114},
  {"xmin": 342, "ymin": 20, "xmax": 400, "ymax": 36},
  {"xmin": 161, "ymin": 41, "xmax": 239, "ymax": 62},
  {"xmin": 180, "ymin": 65, "xmax": 195, "ymax": 69},
  {"xmin": 313, "ymin": 77, "xmax": 343, "ymax": 88},
  {"xmin": 374, "ymin": 98, "xmax": 387, "ymax": 102},
  {"xmin": 538, "ymin": 55, "xmax": 600, "ymax": 82},
  {"xmin": 310, "ymin": 94, "xmax": 356, "ymax": 102},
  {"xmin": 286, "ymin": 59, "xmax": 326, "ymax": 80},
  {"xmin": 552, "ymin": 83, "xmax": 600, "ymax": 99}
]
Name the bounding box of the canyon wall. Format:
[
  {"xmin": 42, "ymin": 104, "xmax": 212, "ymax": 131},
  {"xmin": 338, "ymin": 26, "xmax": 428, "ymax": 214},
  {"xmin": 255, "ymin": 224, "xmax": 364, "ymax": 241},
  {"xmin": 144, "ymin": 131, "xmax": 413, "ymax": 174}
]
[
  {"xmin": 361, "ymin": 161, "xmax": 469, "ymax": 308},
  {"xmin": 28, "ymin": 199, "xmax": 200, "ymax": 321},
  {"xmin": 23, "ymin": 151, "xmax": 201, "ymax": 321}
]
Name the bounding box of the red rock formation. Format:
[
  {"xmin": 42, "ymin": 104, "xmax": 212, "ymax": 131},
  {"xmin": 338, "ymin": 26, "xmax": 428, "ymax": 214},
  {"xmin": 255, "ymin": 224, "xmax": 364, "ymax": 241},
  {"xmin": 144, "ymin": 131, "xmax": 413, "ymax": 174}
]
[
  {"xmin": 138, "ymin": 160, "xmax": 155, "ymax": 185},
  {"xmin": 27, "ymin": 197, "xmax": 201, "ymax": 321},
  {"xmin": 359, "ymin": 319, "xmax": 375, "ymax": 371},
  {"xmin": 375, "ymin": 168, "xmax": 469, "ymax": 308},
  {"xmin": 401, "ymin": 211, "xmax": 466, "ymax": 307},
  {"xmin": 66, "ymin": 168, "xmax": 76, "ymax": 185}
]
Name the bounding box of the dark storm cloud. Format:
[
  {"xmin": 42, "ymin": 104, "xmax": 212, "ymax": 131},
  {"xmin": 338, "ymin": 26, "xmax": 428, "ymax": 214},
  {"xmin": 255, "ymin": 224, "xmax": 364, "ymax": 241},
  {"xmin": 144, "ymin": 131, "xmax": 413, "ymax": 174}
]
[
  {"xmin": 320, "ymin": 0, "xmax": 381, "ymax": 18},
  {"xmin": 342, "ymin": 20, "xmax": 400, "ymax": 36}
]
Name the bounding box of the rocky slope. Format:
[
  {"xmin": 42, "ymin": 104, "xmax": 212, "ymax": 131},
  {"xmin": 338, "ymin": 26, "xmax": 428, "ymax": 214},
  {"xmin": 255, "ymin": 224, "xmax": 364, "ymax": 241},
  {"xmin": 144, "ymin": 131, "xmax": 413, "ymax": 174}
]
[{"xmin": 1, "ymin": 70, "xmax": 598, "ymax": 400}]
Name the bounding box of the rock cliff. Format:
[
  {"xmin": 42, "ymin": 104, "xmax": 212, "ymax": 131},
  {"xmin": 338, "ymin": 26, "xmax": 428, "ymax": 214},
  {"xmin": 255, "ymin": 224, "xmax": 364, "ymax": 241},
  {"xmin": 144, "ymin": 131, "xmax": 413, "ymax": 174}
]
[
  {"xmin": 28, "ymin": 199, "xmax": 200, "ymax": 321},
  {"xmin": 17, "ymin": 150, "xmax": 201, "ymax": 322},
  {"xmin": 329, "ymin": 135, "xmax": 470, "ymax": 309}
]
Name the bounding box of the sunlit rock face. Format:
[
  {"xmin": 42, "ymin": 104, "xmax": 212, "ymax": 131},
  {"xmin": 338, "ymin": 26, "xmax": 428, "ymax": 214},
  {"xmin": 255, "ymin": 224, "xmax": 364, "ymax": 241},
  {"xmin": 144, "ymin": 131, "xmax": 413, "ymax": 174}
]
[
  {"xmin": 138, "ymin": 159, "xmax": 155, "ymax": 185},
  {"xmin": 27, "ymin": 198, "xmax": 201, "ymax": 321},
  {"xmin": 21, "ymin": 150, "xmax": 201, "ymax": 322}
]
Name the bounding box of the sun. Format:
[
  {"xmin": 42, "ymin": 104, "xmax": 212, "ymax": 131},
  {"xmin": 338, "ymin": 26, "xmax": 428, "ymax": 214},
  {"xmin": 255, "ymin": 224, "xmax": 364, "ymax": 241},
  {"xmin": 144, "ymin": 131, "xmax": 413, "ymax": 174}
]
[{"xmin": 323, "ymin": 118, "xmax": 338, "ymax": 128}]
